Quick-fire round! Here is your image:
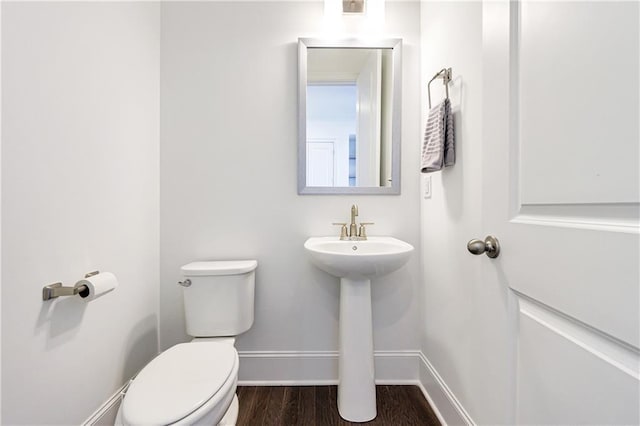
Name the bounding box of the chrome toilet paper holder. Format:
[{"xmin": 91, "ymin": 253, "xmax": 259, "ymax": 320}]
[{"xmin": 42, "ymin": 271, "xmax": 99, "ymax": 301}]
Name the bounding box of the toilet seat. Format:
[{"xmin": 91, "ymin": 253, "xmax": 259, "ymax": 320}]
[{"xmin": 121, "ymin": 342, "xmax": 238, "ymax": 425}]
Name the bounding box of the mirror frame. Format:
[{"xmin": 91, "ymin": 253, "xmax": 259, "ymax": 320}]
[{"xmin": 298, "ymin": 38, "xmax": 402, "ymax": 195}]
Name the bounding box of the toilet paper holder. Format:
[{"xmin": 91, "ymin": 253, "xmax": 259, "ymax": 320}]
[{"xmin": 42, "ymin": 271, "xmax": 99, "ymax": 301}]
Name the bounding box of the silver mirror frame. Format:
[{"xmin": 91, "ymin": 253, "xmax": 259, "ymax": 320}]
[{"xmin": 298, "ymin": 38, "xmax": 402, "ymax": 195}]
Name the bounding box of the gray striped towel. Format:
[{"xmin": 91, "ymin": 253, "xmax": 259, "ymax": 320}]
[{"xmin": 421, "ymin": 98, "xmax": 455, "ymax": 173}]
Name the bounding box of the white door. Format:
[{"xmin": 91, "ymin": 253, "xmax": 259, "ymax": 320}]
[
  {"xmin": 482, "ymin": 1, "xmax": 639, "ymax": 424},
  {"xmin": 356, "ymin": 51, "xmax": 382, "ymax": 187},
  {"xmin": 307, "ymin": 141, "xmax": 335, "ymax": 186}
]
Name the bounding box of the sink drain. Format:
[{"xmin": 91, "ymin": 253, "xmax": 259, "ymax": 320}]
[{"xmin": 352, "ymin": 245, "xmax": 358, "ymax": 251}]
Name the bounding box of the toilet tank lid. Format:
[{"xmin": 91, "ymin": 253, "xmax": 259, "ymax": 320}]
[{"xmin": 181, "ymin": 260, "xmax": 258, "ymax": 276}]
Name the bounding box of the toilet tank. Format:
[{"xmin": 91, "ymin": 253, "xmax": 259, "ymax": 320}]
[{"xmin": 180, "ymin": 260, "xmax": 257, "ymax": 337}]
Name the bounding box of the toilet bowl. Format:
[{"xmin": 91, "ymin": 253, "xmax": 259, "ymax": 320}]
[
  {"xmin": 115, "ymin": 340, "xmax": 239, "ymax": 425},
  {"xmin": 116, "ymin": 260, "xmax": 257, "ymax": 425}
]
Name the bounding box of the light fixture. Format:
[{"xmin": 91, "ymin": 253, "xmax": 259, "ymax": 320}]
[
  {"xmin": 343, "ymin": 0, "xmax": 365, "ymax": 14},
  {"xmin": 323, "ymin": 0, "xmax": 384, "ymax": 34}
]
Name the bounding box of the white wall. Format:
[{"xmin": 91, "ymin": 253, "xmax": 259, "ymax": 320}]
[
  {"xmin": 1, "ymin": 3, "xmax": 160, "ymax": 424},
  {"xmin": 420, "ymin": 1, "xmax": 512, "ymax": 424},
  {"xmin": 0, "ymin": 2, "xmax": 3, "ymax": 420},
  {"xmin": 160, "ymin": 0, "xmax": 422, "ymax": 374}
]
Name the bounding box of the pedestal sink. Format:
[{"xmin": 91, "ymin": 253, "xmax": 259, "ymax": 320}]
[{"xmin": 304, "ymin": 236, "xmax": 414, "ymax": 422}]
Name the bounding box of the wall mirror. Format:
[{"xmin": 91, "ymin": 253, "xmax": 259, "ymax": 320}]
[{"xmin": 298, "ymin": 38, "xmax": 402, "ymax": 194}]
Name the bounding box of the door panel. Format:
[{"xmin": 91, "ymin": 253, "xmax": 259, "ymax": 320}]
[
  {"xmin": 517, "ymin": 298, "xmax": 639, "ymax": 425},
  {"xmin": 307, "ymin": 141, "xmax": 335, "ymax": 186},
  {"xmin": 482, "ymin": 1, "xmax": 639, "ymax": 423},
  {"xmin": 518, "ymin": 2, "xmax": 639, "ymax": 205}
]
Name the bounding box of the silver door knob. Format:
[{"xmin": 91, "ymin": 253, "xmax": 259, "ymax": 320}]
[{"xmin": 467, "ymin": 236, "xmax": 500, "ymax": 258}]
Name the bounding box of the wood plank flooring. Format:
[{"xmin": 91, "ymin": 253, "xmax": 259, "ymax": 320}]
[{"xmin": 236, "ymin": 385, "xmax": 441, "ymax": 426}]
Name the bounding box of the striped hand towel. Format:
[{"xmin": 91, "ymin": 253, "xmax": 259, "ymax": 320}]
[{"xmin": 421, "ymin": 98, "xmax": 455, "ymax": 173}]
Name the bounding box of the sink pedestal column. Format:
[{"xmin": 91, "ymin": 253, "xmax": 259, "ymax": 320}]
[{"xmin": 338, "ymin": 277, "xmax": 376, "ymax": 422}]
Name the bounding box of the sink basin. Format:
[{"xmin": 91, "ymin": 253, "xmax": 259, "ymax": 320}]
[{"xmin": 304, "ymin": 236, "xmax": 414, "ymax": 279}]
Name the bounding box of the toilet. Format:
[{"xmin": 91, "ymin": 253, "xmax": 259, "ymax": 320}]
[{"xmin": 115, "ymin": 260, "xmax": 257, "ymax": 425}]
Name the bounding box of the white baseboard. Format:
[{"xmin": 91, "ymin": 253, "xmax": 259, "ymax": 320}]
[
  {"xmin": 417, "ymin": 352, "xmax": 474, "ymax": 425},
  {"xmin": 84, "ymin": 350, "xmax": 473, "ymax": 426},
  {"xmin": 82, "ymin": 381, "xmax": 129, "ymax": 426},
  {"xmin": 237, "ymin": 350, "xmax": 421, "ymax": 386},
  {"xmin": 238, "ymin": 350, "xmax": 475, "ymax": 425}
]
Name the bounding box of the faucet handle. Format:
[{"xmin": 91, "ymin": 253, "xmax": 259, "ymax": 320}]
[
  {"xmin": 332, "ymin": 223, "xmax": 348, "ymax": 240},
  {"xmin": 358, "ymin": 222, "xmax": 374, "ymax": 239}
]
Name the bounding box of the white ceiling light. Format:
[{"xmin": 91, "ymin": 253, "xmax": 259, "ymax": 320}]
[
  {"xmin": 324, "ymin": 0, "xmax": 385, "ymax": 35},
  {"xmin": 343, "ymin": 0, "xmax": 365, "ymax": 14}
]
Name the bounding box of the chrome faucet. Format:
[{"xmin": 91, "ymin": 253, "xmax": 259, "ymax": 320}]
[{"xmin": 333, "ymin": 204, "xmax": 374, "ymax": 241}]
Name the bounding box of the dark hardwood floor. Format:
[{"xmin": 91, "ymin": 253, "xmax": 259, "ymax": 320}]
[{"xmin": 236, "ymin": 385, "xmax": 441, "ymax": 425}]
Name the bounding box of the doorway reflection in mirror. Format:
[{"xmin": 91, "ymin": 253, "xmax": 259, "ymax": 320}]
[
  {"xmin": 307, "ymin": 84, "xmax": 357, "ymax": 187},
  {"xmin": 306, "ymin": 48, "xmax": 392, "ymax": 188}
]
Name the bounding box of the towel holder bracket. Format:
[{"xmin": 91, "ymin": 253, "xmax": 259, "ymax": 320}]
[{"xmin": 427, "ymin": 67, "xmax": 452, "ymax": 108}]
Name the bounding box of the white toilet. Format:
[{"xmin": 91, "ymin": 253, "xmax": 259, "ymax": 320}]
[{"xmin": 115, "ymin": 260, "xmax": 257, "ymax": 425}]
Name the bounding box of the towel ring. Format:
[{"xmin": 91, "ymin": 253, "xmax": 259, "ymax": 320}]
[{"xmin": 427, "ymin": 67, "xmax": 452, "ymax": 109}]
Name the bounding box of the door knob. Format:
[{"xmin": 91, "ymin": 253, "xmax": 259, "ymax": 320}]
[{"xmin": 467, "ymin": 236, "xmax": 500, "ymax": 258}]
